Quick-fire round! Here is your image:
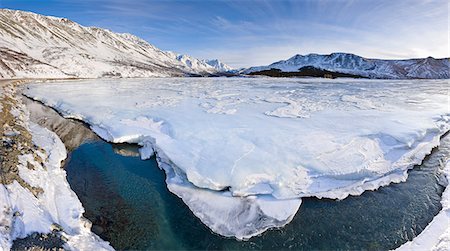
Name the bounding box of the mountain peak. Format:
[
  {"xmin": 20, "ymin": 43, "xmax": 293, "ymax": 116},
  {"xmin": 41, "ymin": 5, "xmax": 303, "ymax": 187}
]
[{"xmin": 203, "ymin": 59, "xmax": 234, "ymax": 72}]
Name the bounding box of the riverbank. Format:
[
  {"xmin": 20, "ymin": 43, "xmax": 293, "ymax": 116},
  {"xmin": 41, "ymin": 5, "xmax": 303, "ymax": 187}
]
[
  {"xmin": 0, "ymin": 80, "xmax": 112, "ymax": 250},
  {"xmin": 395, "ymin": 158, "xmax": 450, "ymax": 251}
]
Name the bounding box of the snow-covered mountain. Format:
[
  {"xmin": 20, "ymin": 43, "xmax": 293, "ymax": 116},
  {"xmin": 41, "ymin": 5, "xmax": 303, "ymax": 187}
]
[
  {"xmin": 202, "ymin": 59, "xmax": 234, "ymax": 72},
  {"xmin": 169, "ymin": 53, "xmax": 233, "ymax": 74},
  {"xmin": 0, "ymin": 9, "xmax": 231, "ymax": 78},
  {"xmin": 243, "ymin": 53, "xmax": 450, "ymax": 79},
  {"xmin": 1, "ymin": 9, "xmax": 444, "ymax": 79}
]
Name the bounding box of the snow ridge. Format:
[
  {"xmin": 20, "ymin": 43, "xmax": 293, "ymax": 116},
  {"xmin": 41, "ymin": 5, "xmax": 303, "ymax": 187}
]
[{"xmin": 243, "ymin": 52, "xmax": 450, "ymax": 79}]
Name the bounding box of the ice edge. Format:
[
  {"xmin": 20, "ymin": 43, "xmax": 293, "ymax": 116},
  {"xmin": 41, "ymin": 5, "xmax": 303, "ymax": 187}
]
[
  {"xmin": 395, "ymin": 158, "xmax": 450, "ymax": 251},
  {"xmin": 23, "ymin": 93, "xmax": 450, "ymax": 241}
]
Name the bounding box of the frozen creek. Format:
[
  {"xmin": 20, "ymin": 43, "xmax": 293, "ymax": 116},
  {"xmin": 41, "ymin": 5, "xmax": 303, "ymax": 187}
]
[
  {"xmin": 63, "ymin": 132, "xmax": 450, "ymax": 250},
  {"xmin": 0, "ymin": 82, "xmax": 113, "ymax": 251},
  {"xmin": 24, "ymin": 77, "xmax": 450, "ymax": 240}
]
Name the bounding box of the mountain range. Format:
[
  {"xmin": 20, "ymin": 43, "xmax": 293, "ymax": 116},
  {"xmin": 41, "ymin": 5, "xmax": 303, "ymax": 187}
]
[
  {"xmin": 0, "ymin": 9, "xmax": 448, "ymax": 79},
  {"xmin": 243, "ymin": 53, "xmax": 449, "ymax": 79},
  {"xmin": 0, "ymin": 9, "xmax": 232, "ymax": 78}
]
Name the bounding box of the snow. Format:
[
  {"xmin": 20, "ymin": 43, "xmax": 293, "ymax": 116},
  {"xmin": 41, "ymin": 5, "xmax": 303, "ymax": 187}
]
[
  {"xmin": 0, "ymin": 122, "xmax": 113, "ymax": 250},
  {"xmin": 0, "ymin": 84, "xmax": 112, "ymax": 250},
  {"xmin": 395, "ymin": 159, "xmax": 450, "ymax": 251},
  {"xmin": 24, "ymin": 77, "xmax": 450, "ymax": 239}
]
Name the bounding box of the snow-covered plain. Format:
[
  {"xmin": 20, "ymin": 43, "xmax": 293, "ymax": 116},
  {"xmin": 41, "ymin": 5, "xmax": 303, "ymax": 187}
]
[{"xmin": 24, "ymin": 78, "xmax": 450, "ymax": 240}]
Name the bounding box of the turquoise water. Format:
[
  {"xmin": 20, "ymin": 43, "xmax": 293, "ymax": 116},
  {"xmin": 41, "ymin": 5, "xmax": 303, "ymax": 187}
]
[{"xmin": 65, "ymin": 134, "xmax": 449, "ymax": 250}]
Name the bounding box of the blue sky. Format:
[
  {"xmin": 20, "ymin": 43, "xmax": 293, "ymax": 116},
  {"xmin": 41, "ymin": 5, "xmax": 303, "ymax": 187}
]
[{"xmin": 2, "ymin": 0, "xmax": 448, "ymax": 68}]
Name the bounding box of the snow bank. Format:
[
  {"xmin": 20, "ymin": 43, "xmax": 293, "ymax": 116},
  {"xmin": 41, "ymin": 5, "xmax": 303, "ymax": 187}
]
[
  {"xmin": 0, "ymin": 122, "xmax": 113, "ymax": 250},
  {"xmin": 0, "ymin": 84, "xmax": 112, "ymax": 250},
  {"xmin": 24, "ymin": 78, "xmax": 450, "ymax": 239}
]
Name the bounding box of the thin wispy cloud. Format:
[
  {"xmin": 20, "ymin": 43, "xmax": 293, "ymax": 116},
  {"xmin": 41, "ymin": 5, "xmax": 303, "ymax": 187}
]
[{"xmin": 2, "ymin": 0, "xmax": 448, "ymax": 68}]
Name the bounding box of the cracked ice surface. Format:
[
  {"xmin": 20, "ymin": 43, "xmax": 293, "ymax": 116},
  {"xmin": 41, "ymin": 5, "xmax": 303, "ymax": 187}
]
[{"xmin": 24, "ymin": 78, "xmax": 450, "ymax": 239}]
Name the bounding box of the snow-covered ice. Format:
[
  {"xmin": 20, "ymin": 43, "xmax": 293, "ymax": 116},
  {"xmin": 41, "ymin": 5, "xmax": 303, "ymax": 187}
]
[{"xmin": 24, "ymin": 77, "xmax": 450, "ymax": 239}]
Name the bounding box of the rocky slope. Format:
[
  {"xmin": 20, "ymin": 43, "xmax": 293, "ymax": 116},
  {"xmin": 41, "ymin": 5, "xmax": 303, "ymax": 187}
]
[
  {"xmin": 0, "ymin": 9, "xmax": 232, "ymax": 79},
  {"xmin": 243, "ymin": 53, "xmax": 450, "ymax": 79}
]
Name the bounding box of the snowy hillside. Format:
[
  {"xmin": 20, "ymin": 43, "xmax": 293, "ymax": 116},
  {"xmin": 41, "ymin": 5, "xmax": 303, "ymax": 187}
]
[
  {"xmin": 243, "ymin": 53, "xmax": 450, "ymax": 79},
  {"xmin": 0, "ymin": 9, "xmax": 231, "ymax": 78}
]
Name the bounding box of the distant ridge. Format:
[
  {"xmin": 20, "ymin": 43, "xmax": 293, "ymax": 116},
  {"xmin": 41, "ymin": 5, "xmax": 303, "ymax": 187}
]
[
  {"xmin": 242, "ymin": 52, "xmax": 450, "ymax": 79},
  {"xmin": 0, "ymin": 9, "xmax": 232, "ymax": 78}
]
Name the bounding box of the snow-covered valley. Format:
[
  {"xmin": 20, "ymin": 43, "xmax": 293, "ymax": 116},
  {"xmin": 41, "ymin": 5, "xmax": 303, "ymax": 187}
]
[{"xmin": 22, "ymin": 78, "xmax": 450, "ymax": 245}]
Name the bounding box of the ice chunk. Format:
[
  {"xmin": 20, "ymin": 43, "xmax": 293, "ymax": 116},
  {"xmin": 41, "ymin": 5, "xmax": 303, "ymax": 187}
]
[
  {"xmin": 167, "ymin": 177, "xmax": 301, "ymax": 239},
  {"xmin": 156, "ymin": 152, "xmax": 302, "ymax": 240}
]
